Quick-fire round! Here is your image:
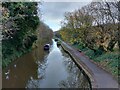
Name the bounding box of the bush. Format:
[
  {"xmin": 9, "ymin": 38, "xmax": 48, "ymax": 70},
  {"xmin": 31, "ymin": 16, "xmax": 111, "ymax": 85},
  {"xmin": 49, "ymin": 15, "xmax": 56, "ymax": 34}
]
[
  {"xmin": 2, "ymin": 2, "xmax": 39, "ymax": 68},
  {"xmin": 73, "ymin": 44, "xmax": 119, "ymax": 78}
]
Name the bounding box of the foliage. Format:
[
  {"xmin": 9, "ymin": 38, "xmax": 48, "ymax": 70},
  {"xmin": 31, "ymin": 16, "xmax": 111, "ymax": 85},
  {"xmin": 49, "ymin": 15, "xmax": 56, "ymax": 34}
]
[
  {"xmin": 37, "ymin": 21, "xmax": 53, "ymax": 44},
  {"xmin": 57, "ymin": 1, "xmax": 119, "ymax": 78},
  {"xmin": 75, "ymin": 43, "xmax": 119, "ymax": 78},
  {"xmin": 58, "ymin": 1, "xmax": 119, "ymax": 53},
  {"xmin": 92, "ymin": 50, "xmax": 118, "ymax": 77},
  {"xmin": 2, "ymin": 2, "xmax": 39, "ymax": 68}
]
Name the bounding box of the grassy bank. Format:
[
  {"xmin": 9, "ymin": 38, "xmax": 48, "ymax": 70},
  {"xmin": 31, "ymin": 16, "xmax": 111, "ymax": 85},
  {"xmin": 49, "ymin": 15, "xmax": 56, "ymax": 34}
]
[
  {"xmin": 2, "ymin": 24, "xmax": 53, "ymax": 69},
  {"xmin": 2, "ymin": 47, "xmax": 32, "ymax": 68},
  {"xmin": 73, "ymin": 44, "xmax": 119, "ymax": 80}
]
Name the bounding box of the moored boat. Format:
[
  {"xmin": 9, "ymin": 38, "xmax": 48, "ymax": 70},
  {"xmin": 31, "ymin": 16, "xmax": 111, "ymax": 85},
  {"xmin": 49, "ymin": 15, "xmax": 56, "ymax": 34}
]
[{"xmin": 44, "ymin": 44, "xmax": 50, "ymax": 50}]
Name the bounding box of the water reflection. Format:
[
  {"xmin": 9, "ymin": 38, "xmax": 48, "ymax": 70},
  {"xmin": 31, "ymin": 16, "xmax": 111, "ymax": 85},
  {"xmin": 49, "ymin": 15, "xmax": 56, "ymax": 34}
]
[
  {"xmin": 2, "ymin": 41, "xmax": 50, "ymax": 88},
  {"xmin": 26, "ymin": 40, "xmax": 91, "ymax": 88},
  {"xmin": 2, "ymin": 39, "xmax": 90, "ymax": 88},
  {"xmin": 26, "ymin": 40, "xmax": 68, "ymax": 88},
  {"xmin": 2, "ymin": 52, "xmax": 38, "ymax": 88},
  {"xmin": 59, "ymin": 47, "xmax": 90, "ymax": 88}
]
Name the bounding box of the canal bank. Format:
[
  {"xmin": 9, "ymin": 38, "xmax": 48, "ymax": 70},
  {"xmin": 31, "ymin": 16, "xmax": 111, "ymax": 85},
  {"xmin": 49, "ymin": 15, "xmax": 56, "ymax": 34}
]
[
  {"xmin": 61, "ymin": 41, "xmax": 119, "ymax": 89},
  {"xmin": 2, "ymin": 43, "xmax": 49, "ymax": 88},
  {"xmin": 26, "ymin": 39, "xmax": 91, "ymax": 88},
  {"xmin": 2, "ymin": 39, "xmax": 91, "ymax": 88}
]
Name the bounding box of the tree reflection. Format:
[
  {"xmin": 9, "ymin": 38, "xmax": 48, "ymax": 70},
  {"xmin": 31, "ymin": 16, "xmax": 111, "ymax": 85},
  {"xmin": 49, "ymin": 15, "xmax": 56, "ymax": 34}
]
[
  {"xmin": 26, "ymin": 54, "xmax": 48, "ymax": 88},
  {"xmin": 59, "ymin": 49, "xmax": 91, "ymax": 89}
]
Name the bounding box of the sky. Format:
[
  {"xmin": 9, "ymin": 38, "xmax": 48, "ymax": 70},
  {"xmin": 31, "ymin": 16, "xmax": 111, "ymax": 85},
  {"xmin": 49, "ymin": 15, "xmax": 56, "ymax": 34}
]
[{"xmin": 38, "ymin": 1, "xmax": 92, "ymax": 31}]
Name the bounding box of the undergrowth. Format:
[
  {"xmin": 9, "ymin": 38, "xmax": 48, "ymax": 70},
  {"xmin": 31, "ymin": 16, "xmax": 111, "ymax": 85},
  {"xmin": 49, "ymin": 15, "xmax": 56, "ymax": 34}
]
[{"xmin": 73, "ymin": 44, "xmax": 119, "ymax": 79}]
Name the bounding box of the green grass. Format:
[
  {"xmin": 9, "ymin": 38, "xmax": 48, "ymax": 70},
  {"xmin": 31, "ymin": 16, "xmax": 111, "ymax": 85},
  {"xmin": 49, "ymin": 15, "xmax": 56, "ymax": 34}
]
[
  {"xmin": 94, "ymin": 51, "xmax": 119, "ymax": 77},
  {"xmin": 73, "ymin": 44, "xmax": 119, "ymax": 79},
  {"xmin": 2, "ymin": 50, "xmax": 21, "ymax": 68},
  {"xmin": 2, "ymin": 47, "xmax": 32, "ymax": 68}
]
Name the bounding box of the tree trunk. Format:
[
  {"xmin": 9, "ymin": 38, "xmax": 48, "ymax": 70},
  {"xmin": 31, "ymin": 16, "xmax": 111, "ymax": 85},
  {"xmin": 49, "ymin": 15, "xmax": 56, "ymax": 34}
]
[{"xmin": 107, "ymin": 38, "xmax": 117, "ymax": 51}]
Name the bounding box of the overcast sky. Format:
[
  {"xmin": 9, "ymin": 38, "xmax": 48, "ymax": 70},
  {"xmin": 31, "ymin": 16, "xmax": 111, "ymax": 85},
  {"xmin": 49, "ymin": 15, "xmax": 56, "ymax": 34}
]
[{"xmin": 38, "ymin": 1, "xmax": 92, "ymax": 31}]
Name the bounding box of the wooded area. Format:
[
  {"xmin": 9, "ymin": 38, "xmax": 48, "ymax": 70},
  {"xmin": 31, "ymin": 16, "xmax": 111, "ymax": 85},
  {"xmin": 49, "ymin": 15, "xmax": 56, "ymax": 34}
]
[
  {"xmin": 56, "ymin": 1, "xmax": 119, "ymax": 79},
  {"xmin": 2, "ymin": 2, "xmax": 53, "ymax": 68},
  {"xmin": 58, "ymin": 1, "xmax": 119, "ymax": 52}
]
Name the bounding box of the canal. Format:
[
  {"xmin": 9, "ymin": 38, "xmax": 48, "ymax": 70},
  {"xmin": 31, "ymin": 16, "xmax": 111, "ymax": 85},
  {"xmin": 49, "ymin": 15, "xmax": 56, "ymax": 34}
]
[{"xmin": 2, "ymin": 39, "xmax": 91, "ymax": 88}]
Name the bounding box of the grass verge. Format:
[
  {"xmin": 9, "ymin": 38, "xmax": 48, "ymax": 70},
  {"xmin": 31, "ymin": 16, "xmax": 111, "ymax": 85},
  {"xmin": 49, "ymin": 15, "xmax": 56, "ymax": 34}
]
[{"xmin": 73, "ymin": 44, "xmax": 119, "ymax": 80}]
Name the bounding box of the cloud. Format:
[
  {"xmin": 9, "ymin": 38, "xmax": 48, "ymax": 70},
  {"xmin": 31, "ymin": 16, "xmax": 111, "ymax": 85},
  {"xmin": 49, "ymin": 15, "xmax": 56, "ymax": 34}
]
[{"xmin": 38, "ymin": 2, "xmax": 92, "ymax": 31}]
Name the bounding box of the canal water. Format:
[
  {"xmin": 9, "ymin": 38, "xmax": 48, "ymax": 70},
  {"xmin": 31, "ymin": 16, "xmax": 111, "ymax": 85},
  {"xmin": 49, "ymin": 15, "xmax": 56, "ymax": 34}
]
[{"xmin": 2, "ymin": 39, "xmax": 90, "ymax": 88}]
